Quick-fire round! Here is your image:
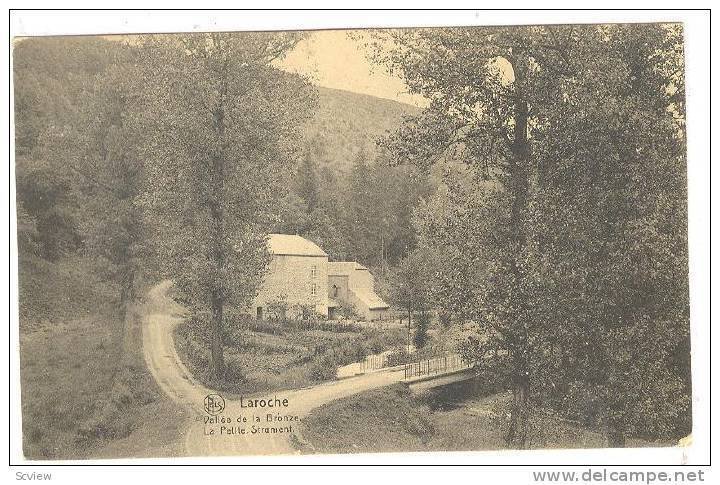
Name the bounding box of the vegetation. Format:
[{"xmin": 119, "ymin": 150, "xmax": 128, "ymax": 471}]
[
  {"xmin": 412, "ymin": 312, "xmax": 431, "ymax": 349},
  {"xmin": 299, "ymin": 382, "xmax": 666, "ymax": 454},
  {"xmin": 368, "ymin": 24, "xmax": 689, "ymax": 447},
  {"xmin": 14, "ymin": 25, "xmax": 691, "ymax": 456},
  {"xmin": 14, "ymin": 34, "xmax": 430, "ymax": 458},
  {"xmin": 174, "ymin": 312, "xmax": 407, "ymax": 395},
  {"xmin": 133, "ymin": 33, "xmax": 317, "ymax": 381},
  {"xmin": 19, "ymin": 254, "xmax": 187, "ymax": 459}
]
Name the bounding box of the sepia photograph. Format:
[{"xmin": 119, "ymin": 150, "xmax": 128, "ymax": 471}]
[{"xmin": 9, "ymin": 10, "xmax": 708, "ymax": 471}]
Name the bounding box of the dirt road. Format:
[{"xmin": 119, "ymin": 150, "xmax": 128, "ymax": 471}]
[{"xmin": 141, "ymin": 281, "xmax": 405, "ymax": 457}]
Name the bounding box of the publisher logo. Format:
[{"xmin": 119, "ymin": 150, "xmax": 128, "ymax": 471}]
[{"xmin": 204, "ymin": 394, "xmax": 225, "ymax": 416}]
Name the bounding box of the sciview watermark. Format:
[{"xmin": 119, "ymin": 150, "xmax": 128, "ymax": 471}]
[{"xmin": 532, "ymin": 468, "xmax": 706, "ymax": 484}]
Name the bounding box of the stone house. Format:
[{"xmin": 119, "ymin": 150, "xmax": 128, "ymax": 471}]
[
  {"xmin": 327, "ymin": 262, "xmax": 391, "ymax": 321},
  {"xmin": 252, "ymin": 234, "xmax": 390, "ymax": 321},
  {"xmin": 252, "ymin": 234, "xmax": 329, "ymax": 319}
]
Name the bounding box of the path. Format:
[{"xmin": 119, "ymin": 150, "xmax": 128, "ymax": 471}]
[{"xmin": 141, "ymin": 281, "xmax": 406, "ymax": 457}]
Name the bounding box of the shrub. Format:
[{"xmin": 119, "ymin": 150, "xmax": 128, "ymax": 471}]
[
  {"xmin": 338, "ymin": 302, "xmax": 360, "ymax": 321},
  {"xmin": 266, "ymin": 295, "xmax": 289, "ymax": 320},
  {"xmin": 413, "ymin": 312, "xmax": 430, "ymax": 349},
  {"xmin": 386, "ymin": 347, "xmax": 412, "ymax": 367},
  {"xmin": 310, "ymin": 354, "xmax": 338, "ymax": 381},
  {"xmin": 292, "ymin": 303, "xmax": 316, "ymax": 321}
]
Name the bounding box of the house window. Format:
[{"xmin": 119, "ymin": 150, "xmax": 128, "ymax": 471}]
[
  {"xmin": 311, "ymin": 265, "xmax": 317, "ymax": 278},
  {"xmin": 311, "ymin": 283, "xmax": 317, "ymax": 296}
]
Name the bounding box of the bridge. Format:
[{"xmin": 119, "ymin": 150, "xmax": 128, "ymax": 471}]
[
  {"xmin": 402, "ymin": 354, "xmax": 477, "ymax": 391},
  {"xmin": 336, "ymin": 350, "xmax": 478, "ymax": 391}
]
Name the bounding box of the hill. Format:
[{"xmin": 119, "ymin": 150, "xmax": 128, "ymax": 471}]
[{"xmin": 303, "ymin": 86, "xmax": 421, "ymax": 174}]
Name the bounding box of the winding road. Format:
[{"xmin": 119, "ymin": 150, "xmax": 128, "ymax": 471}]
[{"xmin": 142, "ymin": 281, "xmax": 406, "ymax": 457}]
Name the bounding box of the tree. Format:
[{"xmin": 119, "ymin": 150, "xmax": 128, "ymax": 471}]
[
  {"xmin": 413, "ymin": 311, "xmax": 430, "ymax": 349},
  {"xmin": 389, "ymin": 248, "xmax": 434, "ymax": 350},
  {"xmin": 135, "ymin": 33, "xmax": 316, "ymax": 381},
  {"xmin": 369, "ymin": 26, "xmax": 554, "ymax": 447},
  {"xmin": 296, "ymin": 151, "xmax": 321, "ymax": 213},
  {"xmin": 64, "ymin": 51, "xmax": 146, "ymax": 314},
  {"xmin": 523, "ymin": 24, "xmax": 689, "ymax": 445},
  {"xmin": 13, "ymin": 37, "xmax": 125, "ymax": 263},
  {"xmin": 369, "ymin": 24, "xmax": 689, "ymax": 447},
  {"xmin": 343, "ymin": 150, "xmax": 430, "ymax": 267},
  {"xmin": 15, "ymin": 157, "xmax": 82, "ymax": 262},
  {"xmin": 344, "ymin": 151, "xmax": 382, "ymax": 264},
  {"xmin": 15, "ymin": 37, "xmax": 146, "ymax": 319},
  {"xmin": 13, "ymin": 37, "xmax": 118, "ymax": 156}
]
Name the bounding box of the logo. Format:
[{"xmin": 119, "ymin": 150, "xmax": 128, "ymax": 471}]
[{"xmin": 204, "ymin": 394, "xmax": 225, "ymax": 415}]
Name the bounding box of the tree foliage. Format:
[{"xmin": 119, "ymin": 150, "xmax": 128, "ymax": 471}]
[
  {"xmin": 370, "ymin": 23, "xmax": 689, "ymax": 446},
  {"xmin": 133, "ymin": 32, "xmax": 316, "ymax": 379}
]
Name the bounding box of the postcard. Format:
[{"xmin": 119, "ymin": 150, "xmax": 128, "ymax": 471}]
[{"xmin": 13, "ymin": 19, "xmax": 695, "ymax": 462}]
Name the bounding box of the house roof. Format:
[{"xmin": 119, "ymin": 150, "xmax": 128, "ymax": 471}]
[
  {"xmin": 351, "ymin": 288, "xmax": 390, "ymax": 310},
  {"xmin": 267, "ymin": 234, "xmax": 328, "ymax": 257},
  {"xmin": 327, "ymin": 261, "xmax": 368, "ymax": 275}
]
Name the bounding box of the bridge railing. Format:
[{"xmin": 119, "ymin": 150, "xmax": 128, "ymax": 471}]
[
  {"xmin": 361, "ymin": 352, "xmax": 389, "ymax": 373},
  {"xmin": 403, "ymin": 354, "xmax": 472, "ymax": 381}
]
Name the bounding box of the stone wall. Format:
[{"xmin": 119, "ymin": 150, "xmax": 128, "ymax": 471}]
[{"xmin": 253, "ymin": 254, "xmax": 329, "ymax": 318}]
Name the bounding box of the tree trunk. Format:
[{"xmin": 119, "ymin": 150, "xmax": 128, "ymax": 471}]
[
  {"xmin": 208, "ymin": 154, "xmax": 226, "ymax": 381},
  {"xmin": 407, "ymin": 306, "xmax": 412, "ymax": 353},
  {"xmin": 504, "ymin": 79, "xmax": 533, "ymax": 448},
  {"xmin": 210, "ymin": 290, "xmax": 225, "ymax": 380},
  {"xmin": 208, "ymin": 42, "xmax": 228, "ymax": 382},
  {"xmin": 506, "ymin": 363, "xmax": 531, "ymax": 449}
]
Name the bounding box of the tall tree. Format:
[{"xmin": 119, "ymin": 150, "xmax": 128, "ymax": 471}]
[
  {"xmin": 524, "ymin": 24, "xmax": 689, "ymax": 445},
  {"xmin": 369, "ymin": 26, "xmax": 549, "ymax": 447},
  {"xmin": 296, "ymin": 151, "xmax": 321, "ymax": 213},
  {"xmin": 389, "ymin": 247, "xmax": 434, "ymax": 349},
  {"xmin": 369, "ymin": 23, "xmax": 689, "ymax": 447},
  {"xmin": 15, "ymin": 37, "xmax": 147, "ymax": 322},
  {"xmin": 135, "ymin": 33, "xmax": 316, "ymax": 381}
]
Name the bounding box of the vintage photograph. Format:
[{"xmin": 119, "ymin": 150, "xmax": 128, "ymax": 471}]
[{"xmin": 13, "ymin": 22, "xmax": 691, "ymax": 460}]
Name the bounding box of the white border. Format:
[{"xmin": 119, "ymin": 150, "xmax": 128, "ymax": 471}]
[{"xmin": 5, "ymin": 6, "xmax": 712, "ymax": 479}]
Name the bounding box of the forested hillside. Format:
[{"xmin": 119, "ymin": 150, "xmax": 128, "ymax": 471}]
[
  {"xmin": 304, "ymin": 86, "xmax": 420, "ymax": 174},
  {"xmin": 14, "ymin": 36, "xmax": 426, "ymax": 271}
]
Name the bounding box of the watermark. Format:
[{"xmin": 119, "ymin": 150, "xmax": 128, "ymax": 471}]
[
  {"xmin": 532, "ymin": 468, "xmax": 706, "ymax": 484},
  {"xmin": 15, "ymin": 472, "xmax": 52, "ymax": 481}
]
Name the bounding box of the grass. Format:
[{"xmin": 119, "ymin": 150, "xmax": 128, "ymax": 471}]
[
  {"xmin": 19, "ymin": 254, "xmax": 188, "ymax": 459},
  {"xmin": 174, "ymin": 312, "xmax": 408, "ymax": 395},
  {"xmin": 299, "ymin": 380, "xmax": 667, "ymax": 454}
]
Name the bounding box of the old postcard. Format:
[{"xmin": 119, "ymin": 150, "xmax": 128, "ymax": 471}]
[{"xmin": 13, "ymin": 20, "xmax": 694, "ymax": 462}]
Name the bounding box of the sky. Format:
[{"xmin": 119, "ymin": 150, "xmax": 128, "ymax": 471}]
[
  {"xmin": 83, "ymin": 30, "xmax": 428, "ymax": 107},
  {"xmin": 276, "ymin": 30, "xmax": 428, "ymax": 108}
]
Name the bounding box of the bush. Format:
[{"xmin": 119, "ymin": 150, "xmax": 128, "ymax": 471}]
[
  {"xmin": 386, "ymin": 347, "xmax": 412, "ymax": 367},
  {"xmin": 413, "ymin": 312, "xmax": 430, "ymax": 349},
  {"xmin": 310, "ymin": 354, "xmax": 338, "ymax": 381},
  {"xmin": 174, "ymin": 310, "xmax": 420, "ymax": 393},
  {"xmin": 265, "ymin": 294, "xmax": 289, "ymax": 320},
  {"xmin": 337, "ymin": 302, "xmax": 360, "ymax": 321}
]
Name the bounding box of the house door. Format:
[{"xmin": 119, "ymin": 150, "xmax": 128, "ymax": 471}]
[{"xmin": 256, "ymin": 307, "xmax": 263, "ymax": 320}]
